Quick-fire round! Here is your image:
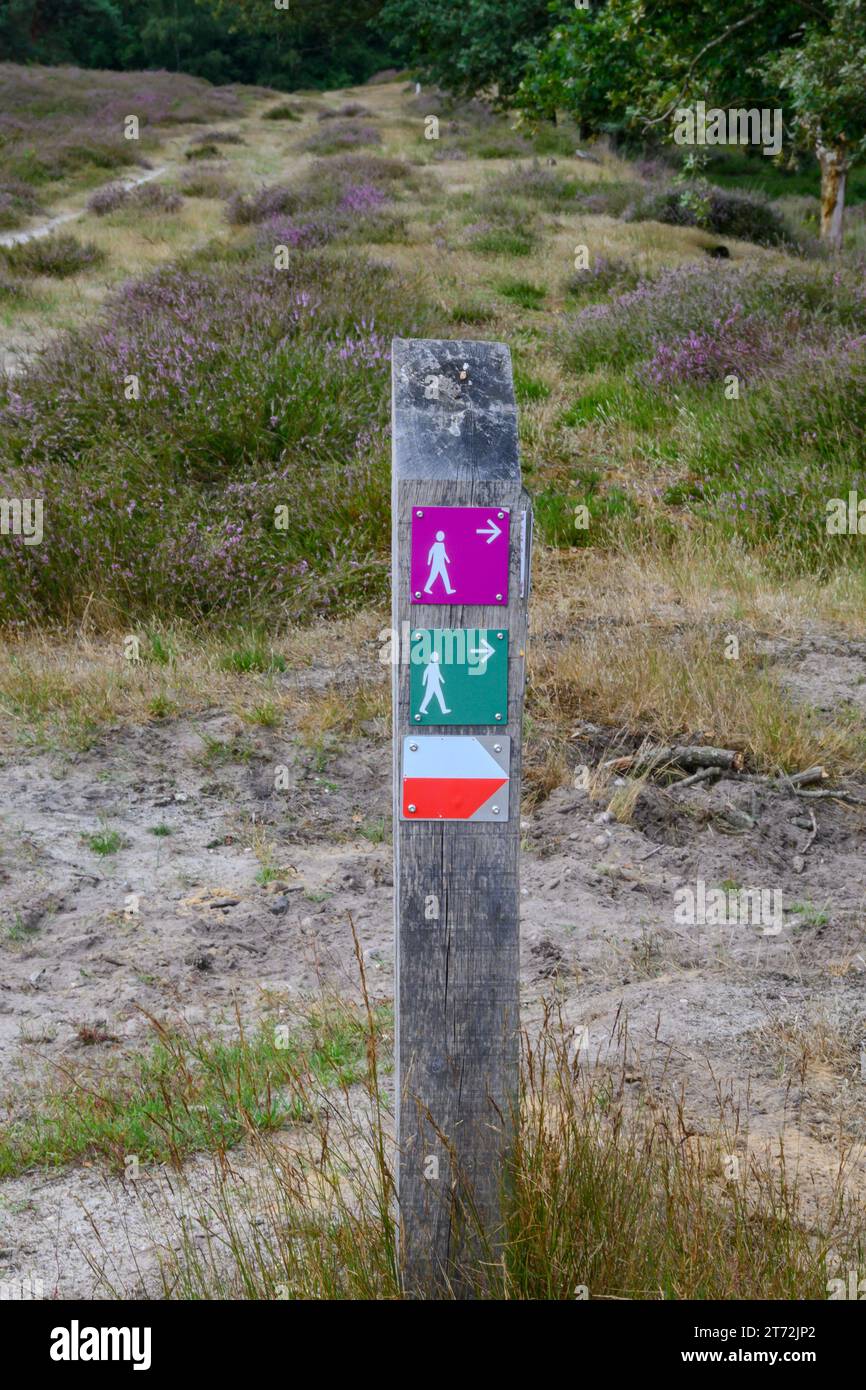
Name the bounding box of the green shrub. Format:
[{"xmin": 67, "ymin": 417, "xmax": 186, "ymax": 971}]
[
  {"xmin": 471, "ymin": 227, "xmax": 535, "ymax": 256},
  {"xmin": 514, "ymin": 370, "xmax": 551, "ymax": 403},
  {"xmin": 1, "ymin": 234, "xmax": 105, "ymax": 278},
  {"xmin": 497, "ymin": 279, "xmax": 546, "ymax": 310},
  {"xmin": 624, "ymin": 182, "xmax": 795, "ymax": 248},
  {"xmin": 263, "ymin": 103, "xmax": 303, "ymax": 121},
  {"xmin": 534, "ymin": 475, "xmax": 636, "ymax": 548}
]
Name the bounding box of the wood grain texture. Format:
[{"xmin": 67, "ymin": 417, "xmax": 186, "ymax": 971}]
[{"xmin": 391, "ymin": 338, "xmax": 531, "ymax": 1295}]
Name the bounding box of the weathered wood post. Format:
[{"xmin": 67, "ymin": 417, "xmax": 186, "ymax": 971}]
[{"xmin": 391, "ymin": 338, "xmax": 532, "ymax": 1296}]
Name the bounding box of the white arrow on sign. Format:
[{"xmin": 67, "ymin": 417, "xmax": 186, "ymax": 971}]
[
  {"xmin": 469, "ymin": 636, "xmax": 496, "ymax": 662},
  {"xmin": 475, "ymin": 517, "xmax": 502, "ymax": 544}
]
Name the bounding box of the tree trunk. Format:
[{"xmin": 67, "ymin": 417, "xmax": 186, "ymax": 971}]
[{"xmin": 818, "ymin": 142, "xmax": 848, "ymax": 249}]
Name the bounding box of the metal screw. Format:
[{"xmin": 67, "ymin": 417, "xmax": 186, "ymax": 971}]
[
  {"xmin": 416, "ymin": 510, "xmax": 423, "ymax": 517},
  {"xmin": 407, "ymin": 804, "xmax": 417, "ymax": 813},
  {"xmin": 493, "ymin": 744, "xmax": 502, "ymax": 753},
  {"xmin": 497, "ymin": 632, "xmax": 504, "ymax": 639},
  {"xmin": 414, "ymin": 714, "xmax": 421, "ymax": 722},
  {"xmin": 495, "ymin": 593, "xmax": 503, "ymax": 602},
  {"xmin": 414, "ymin": 591, "xmax": 421, "ymax": 598},
  {"xmin": 491, "ymin": 806, "xmax": 500, "ymax": 814},
  {"xmin": 409, "ymin": 742, "xmax": 418, "ymax": 751},
  {"xmin": 495, "ymin": 713, "xmax": 502, "ymax": 721},
  {"xmin": 497, "ymin": 511, "xmax": 504, "ymax": 519}
]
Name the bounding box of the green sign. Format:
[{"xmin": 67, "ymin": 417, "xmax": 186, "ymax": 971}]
[{"xmin": 409, "ymin": 628, "xmax": 508, "ymax": 727}]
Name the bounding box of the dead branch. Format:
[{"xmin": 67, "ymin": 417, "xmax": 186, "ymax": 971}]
[{"xmin": 600, "ymin": 744, "xmax": 743, "ymax": 774}]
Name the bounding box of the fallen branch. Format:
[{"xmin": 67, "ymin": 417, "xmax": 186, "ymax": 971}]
[
  {"xmin": 801, "ymin": 808, "xmax": 819, "ymax": 856},
  {"xmin": 787, "ymin": 765, "xmax": 829, "ymax": 788},
  {"xmin": 730, "ymin": 765, "xmax": 827, "ymax": 788},
  {"xmin": 671, "ymin": 766, "xmax": 723, "ymax": 790},
  {"xmin": 794, "ymin": 788, "xmax": 866, "ymax": 806},
  {"xmin": 600, "ymin": 744, "xmax": 743, "ymax": 775}
]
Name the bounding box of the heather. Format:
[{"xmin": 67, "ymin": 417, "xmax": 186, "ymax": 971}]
[
  {"xmin": 188, "ymin": 129, "xmax": 245, "ymax": 146},
  {"xmin": 559, "ymin": 262, "xmax": 866, "ymax": 381},
  {"xmin": 87, "ymin": 181, "xmax": 184, "ymax": 217},
  {"xmin": 180, "ymin": 166, "xmax": 237, "ymax": 200},
  {"xmin": 0, "ymin": 246, "xmax": 434, "ymax": 626},
  {"xmin": 489, "ymin": 162, "xmax": 581, "ymax": 211},
  {"xmin": 262, "ymin": 103, "xmax": 303, "ymax": 121},
  {"xmin": 0, "ymin": 269, "xmax": 27, "ymax": 302},
  {"xmin": 1, "ymin": 234, "xmax": 106, "ymax": 279},
  {"xmin": 564, "ymin": 256, "xmax": 641, "ymax": 302},
  {"xmin": 676, "ymin": 340, "xmax": 866, "ymax": 566},
  {"xmin": 0, "ymin": 179, "xmax": 43, "ymax": 231},
  {"xmin": 317, "ymin": 103, "xmax": 372, "ymax": 121},
  {"xmin": 302, "ymin": 120, "xmax": 383, "ymax": 154},
  {"xmin": 227, "ymin": 156, "xmax": 409, "ymax": 245},
  {"xmin": 0, "ymin": 63, "xmax": 245, "ymax": 191}
]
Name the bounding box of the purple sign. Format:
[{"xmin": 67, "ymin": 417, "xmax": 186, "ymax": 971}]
[{"xmin": 410, "ymin": 506, "xmax": 510, "ymax": 606}]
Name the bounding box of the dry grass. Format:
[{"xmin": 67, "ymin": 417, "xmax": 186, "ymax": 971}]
[
  {"xmin": 128, "ymin": 998, "xmax": 866, "ymax": 1301},
  {"xmin": 530, "ymin": 623, "xmax": 865, "ymax": 776},
  {"xmin": 0, "ymin": 612, "xmax": 388, "ymax": 748}
]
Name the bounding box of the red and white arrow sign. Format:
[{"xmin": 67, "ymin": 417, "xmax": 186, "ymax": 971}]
[{"xmin": 402, "ymin": 736, "xmax": 509, "ymax": 821}]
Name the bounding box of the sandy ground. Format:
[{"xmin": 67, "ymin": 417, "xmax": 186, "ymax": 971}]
[{"xmin": 1, "ymin": 628, "xmax": 865, "ymax": 1297}]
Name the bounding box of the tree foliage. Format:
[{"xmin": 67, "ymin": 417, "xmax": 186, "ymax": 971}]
[
  {"xmin": 763, "ymin": 0, "xmax": 866, "ymax": 163},
  {"xmin": 0, "ymin": 0, "xmax": 392, "ymax": 90},
  {"xmin": 379, "ymin": 0, "xmax": 556, "ymax": 105},
  {"xmin": 516, "ymin": 1, "xmax": 813, "ymax": 132}
]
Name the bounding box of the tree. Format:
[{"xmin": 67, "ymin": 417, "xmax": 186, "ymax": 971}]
[
  {"xmin": 379, "ymin": 0, "xmax": 556, "ymax": 106},
  {"xmin": 0, "ymin": 0, "xmax": 393, "ymax": 90},
  {"xmin": 764, "ymin": 0, "xmax": 866, "ymax": 247},
  {"xmin": 518, "ymin": 1, "xmax": 866, "ymax": 242},
  {"xmin": 0, "ymin": 0, "xmax": 126, "ymax": 66}
]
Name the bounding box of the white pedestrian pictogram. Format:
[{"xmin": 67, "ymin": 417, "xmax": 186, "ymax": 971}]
[
  {"xmin": 424, "ymin": 530, "xmax": 455, "ymax": 595},
  {"xmin": 419, "ymin": 652, "xmax": 451, "ymax": 714}
]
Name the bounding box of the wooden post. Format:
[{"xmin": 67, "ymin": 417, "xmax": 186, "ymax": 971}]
[{"xmin": 391, "ymin": 338, "xmax": 531, "ymax": 1296}]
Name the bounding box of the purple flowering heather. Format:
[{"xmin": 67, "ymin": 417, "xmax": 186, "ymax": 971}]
[
  {"xmin": 338, "ymin": 184, "xmax": 388, "ymax": 214},
  {"xmin": 0, "ymin": 245, "xmax": 421, "ymax": 625}
]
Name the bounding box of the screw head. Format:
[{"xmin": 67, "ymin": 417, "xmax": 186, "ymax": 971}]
[
  {"xmin": 414, "ymin": 714, "xmax": 421, "ymax": 722},
  {"xmin": 416, "ymin": 510, "xmax": 423, "ymax": 517},
  {"xmin": 493, "ymin": 743, "xmax": 502, "ymax": 752},
  {"xmin": 497, "ymin": 632, "xmax": 504, "ymax": 639},
  {"xmin": 409, "ymin": 742, "xmax": 418, "ymax": 751},
  {"xmin": 491, "ymin": 806, "xmax": 500, "ymax": 814},
  {"xmin": 497, "ymin": 511, "xmax": 504, "ymax": 519},
  {"xmin": 495, "ymin": 713, "xmax": 502, "ymax": 721},
  {"xmin": 407, "ymin": 804, "xmax": 416, "ymax": 813},
  {"xmin": 495, "ymin": 594, "xmax": 503, "ymax": 602},
  {"xmin": 414, "ymin": 591, "xmax": 421, "ymax": 598}
]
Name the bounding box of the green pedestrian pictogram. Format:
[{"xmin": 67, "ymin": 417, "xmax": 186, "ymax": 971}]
[{"xmin": 409, "ymin": 628, "xmax": 508, "ymax": 726}]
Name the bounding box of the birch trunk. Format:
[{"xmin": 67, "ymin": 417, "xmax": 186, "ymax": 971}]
[{"xmin": 818, "ymin": 141, "xmax": 848, "ymax": 248}]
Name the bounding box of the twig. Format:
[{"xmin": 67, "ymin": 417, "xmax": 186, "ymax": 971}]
[
  {"xmin": 641, "ymin": 11, "xmax": 762, "ymax": 128},
  {"xmin": 670, "ymin": 766, "xmax": 722, "ymax": 791},
  {"xmin": 800, "ymin": 809, "xmax": 818, "ymax": 856},
  {"xmin": 794, "ymin": 788, "xmax": 866, "ymax": 805}
]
